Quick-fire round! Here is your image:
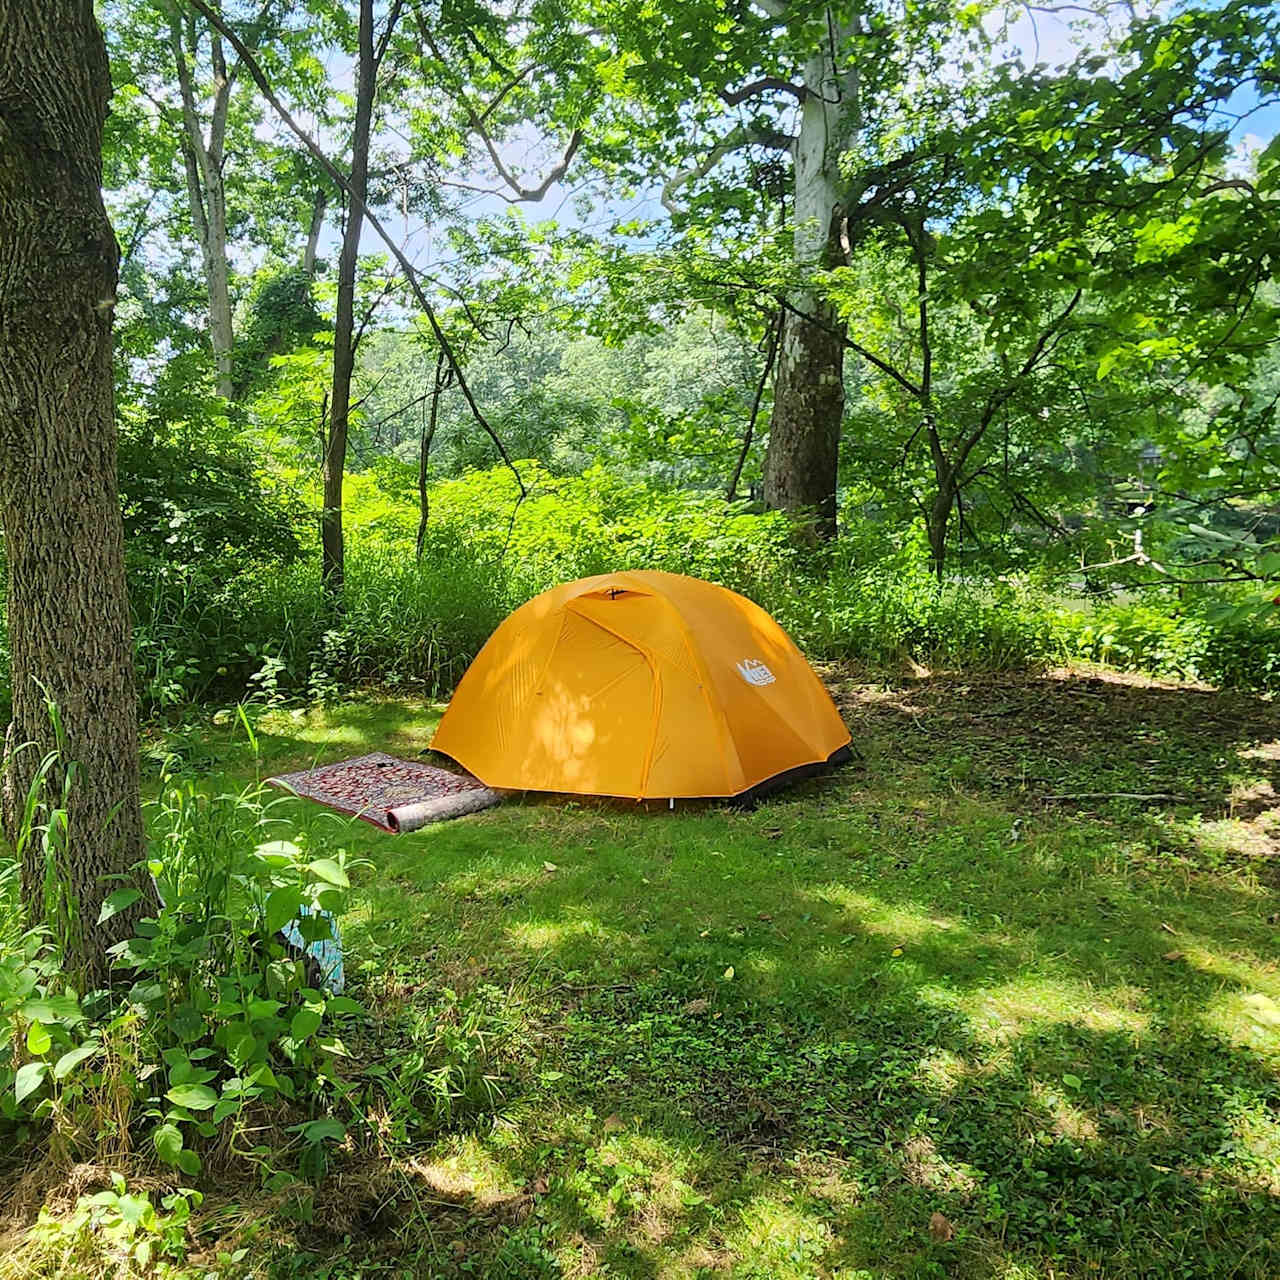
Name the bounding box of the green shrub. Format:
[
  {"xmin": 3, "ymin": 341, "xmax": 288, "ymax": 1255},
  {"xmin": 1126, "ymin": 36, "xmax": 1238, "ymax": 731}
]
[
  {"xmin": 131, "ymin": 523, "xmax": 507, "ymax": 711},
  {"xmin": 770, "ymin": 558, "xmax": 1070, "ymax": 671},
  {"xmin": 1064, "ymin": 593, "xmax": 1280, "ymax": 691},
  {"xmin": 3, "ymin": 460, "xmax": 1276, "ymax": 713},
  {"xmin": 0, "ymin": 764, "xmax": 367, "ymax": 1181}
]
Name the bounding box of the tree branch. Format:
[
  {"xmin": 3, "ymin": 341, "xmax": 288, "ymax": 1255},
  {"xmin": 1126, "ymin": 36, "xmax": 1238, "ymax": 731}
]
[
  {"xmin": 956, "ymin": 287, "xmax": 1083, "ymax": 473},
  {"xmin": 187, "ymin": 0, "xmax": 526, "ymax": 498},
  {"xmin": 374, "ymin": 0, "xmax": 406, "ymax": 68},
  {"xmin": 727, "ymin": 309, "xmax": 782, "ymax": 501},
  {"xmin": 720, "ymin": 76, "xmax": 806, "ymax": 106},
  {"xmin": 662, "ymin": 124, "xmax": 795, "ymax": 214},
  {"xmin": 415, "ymin": 10, "xmax": 581, "ymax": 202}
]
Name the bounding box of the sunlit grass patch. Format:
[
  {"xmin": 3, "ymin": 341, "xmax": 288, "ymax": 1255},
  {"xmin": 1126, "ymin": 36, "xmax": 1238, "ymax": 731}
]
[
  {"xmin": 721, "ymin": 1194, "xmax": 835, "ymax": 1278},
  {"xmin": 958, "ymin": 973, "xmax": 1152, "ymax": 1041},
  {"xmin": 1201, "ymin": 989, "xmax": 1280, "ymax": 1067}
]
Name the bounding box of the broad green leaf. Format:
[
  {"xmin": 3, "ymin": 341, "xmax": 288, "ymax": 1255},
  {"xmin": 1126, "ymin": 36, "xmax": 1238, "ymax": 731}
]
[
  {"xmin": 265, "ymin": 886, "xmax": 303, "ymax": 934},
  {"xmin": 26, "ymin": 1021, "xmax": 51, "ymax": 1056},
  {"xmin": 290, "ymin": 1008, "xmax": 323, "ymax": 1040},
  {"xmin": 255, "ymin": 840, "xmax": 301, "ymax": 866},
  {"xmin": 153, "ymin": 1122, "xmax": 184, "ymax": 1165},
  {"xmin": 326, "ymin": 996, "xmax": 366, "ymax": 1017},
  {"xmin": 97, "ymin": 887, "xmax": 142, "ymax": 924},
  {"xmin": 21, "ymin": 995, "xmax": 82, "ymax": 1023},
  {"xmin": 15, "ymin": 1061, "xmax": 47, "ymax": 1104},
  {"xmin": 294, "ymin": 1117, "xmax": 345, "ymax": 1144},
  {"xmin": 306, "ymin": 858, "xmax": 349, "ymax": 888},
  {"xmin": 166, "ymin": 1083, "xmax": 218, "ymax": 1111},
  {"xmin": 54, "ymin": 1041, "xmax": 100, "ymax": 1079}
]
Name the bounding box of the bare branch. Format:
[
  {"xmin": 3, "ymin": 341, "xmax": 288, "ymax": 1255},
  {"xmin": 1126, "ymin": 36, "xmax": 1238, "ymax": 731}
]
[
  {"xmin": 374, "ymin": 0, "xmax": 406, "ymax": 68},
  {"xmin": 720, "ymin": 76, "xmax": 806, "ymax": 106},
  {"xmin": 727, "ymin": 309, "xmax": 782, "ymax": 501},
  {"xmin": 1199, "ymin": 177, "xmax": 1256, "ymax": 198},
  {"xmin": 663, "ymin": 124, "xmax": 795, "ymax": 214},
  {"xmin": 415, "ymin": 11, "xmax": 582, "ymax": 201},
  {"xmin": 956, "ymin": 287, "xmax": 1083, "ymax": 472}
]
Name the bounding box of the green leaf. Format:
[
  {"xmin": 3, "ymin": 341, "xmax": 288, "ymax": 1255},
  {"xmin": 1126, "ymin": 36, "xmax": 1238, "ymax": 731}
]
[
  {"xmin": 15, "ymin": 1061, "xmax": 47, "ymax": 1104},
  {"xmin": 306, "ymin": 858, "xmax": 349, "ymax": 889},
  {"xmin": 97, "ymin": 887, "xmax": 142, "ymax": 924},
  {"xmin": 54, "ymin": 1041, "xmax": 100, "ymax": 1079},
  {"xmin": 255, "ymin": 840, "xmax": 301, "ymax": 866},
  {"xmin": 326, "ymin": 996, "xmax": 366, "ymax": 1017},
  {"xmin": 290, "ymin": 1007, "xmax": 323, "ymax": 1040},
  {"xmin": 1062, "ymin": 1073, "xmax": 1083, "ymax": 1091},
  {"xmin": 21, "ymin": 995, "xmax": 82, "ymax": 1023},
  {"xmin": 26, "ymin": 1021, "xmax": 52, "ymax": 1056},
  {"xmin": 293, "ymin": 1117, "xmax": 345, "ymax": 1144},
  {"xmin": 153, "ymin": 1122, "xmax": 184, "ymax": 1165},
  {"xmin": 213, "ymin": 1098, "xmax": 241, "ymax": 1124},
  {"xmin": 177, "ymin": 1149, "xmax": 202, "ymax": 1176},
  {"xmin": 166, "ymin": 1083, "xmax": 218, "ymax": 1111},
  {"xmin": 298, "ymin": 914, "xmax": 334, "ymax": 943},
  {"xmin": 265, "ymin": 886, "xmax": 303, "ymax": 934}
]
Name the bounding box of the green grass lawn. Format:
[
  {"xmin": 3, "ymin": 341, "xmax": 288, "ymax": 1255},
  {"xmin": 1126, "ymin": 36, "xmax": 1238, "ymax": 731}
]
[{"xmin": 112, "ymin": 670, "xmax": 1280, "ymax": 1275}]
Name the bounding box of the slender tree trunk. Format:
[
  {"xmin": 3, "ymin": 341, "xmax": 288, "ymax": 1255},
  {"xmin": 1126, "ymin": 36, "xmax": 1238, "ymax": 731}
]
[
  {"xmin": 926, "ymin": 482, "xmax": 953, "ymax": 582},
  {"xmin": 0, "ymin": 0, "xmax": 147, "ymax": 983},
  {"xmin": 322, "ymin": 0, "xmax": 376, "ymax": 596},
  {"xmin": 303, "ymin": 186, "xmax": 327, "ymax": 277},
  {"xmin": 416, "ymin": 348, "xmax": 448, "ymax": 558},
  {"xmin": 171, "ymin": 14, "xmax": 234, "ymax": 399},
  {"xmin": 762, "ymin": 21, "xmax": 858, "ymax": 541}
]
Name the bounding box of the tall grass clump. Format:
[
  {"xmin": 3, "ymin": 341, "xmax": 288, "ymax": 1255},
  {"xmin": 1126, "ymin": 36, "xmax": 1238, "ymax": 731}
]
[
  {"xmin": 131, "ymin": 523, "xmax": 508, "ymax": 711},
  {"xmin": 772, "ymin": 557, "xmax": 1071, "ymax": 671}
]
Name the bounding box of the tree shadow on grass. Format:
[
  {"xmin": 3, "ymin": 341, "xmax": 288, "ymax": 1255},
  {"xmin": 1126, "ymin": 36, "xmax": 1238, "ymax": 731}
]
[
  {"xmin": 285, "ymin": 940, "xmax": 1280, "ymax": 1278},
  {"xmin": 232, "ymin": 673, "xmax": 1280, "ymax": 1276},
  {"xmin": 321, "ymin": 817, "xmax": 1280, "ymax": 1275},
  {"xmin": 833, "ymin": 669, "xmax": 1280, "ymax": 875}
]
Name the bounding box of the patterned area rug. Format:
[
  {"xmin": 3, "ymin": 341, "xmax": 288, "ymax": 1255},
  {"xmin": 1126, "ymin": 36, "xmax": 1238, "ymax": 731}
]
[{"xmin": 268, "ymin": 752, "xmax": 502, "ymax": 833}]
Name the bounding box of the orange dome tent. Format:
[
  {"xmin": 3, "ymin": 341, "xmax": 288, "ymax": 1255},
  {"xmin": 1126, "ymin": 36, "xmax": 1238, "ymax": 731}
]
[{"xmin": 431, "ymin": 570, "xmax": 850, "ymax": 800}]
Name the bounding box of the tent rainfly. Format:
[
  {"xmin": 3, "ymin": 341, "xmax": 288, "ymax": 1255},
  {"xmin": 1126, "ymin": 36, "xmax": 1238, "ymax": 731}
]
[{"xmin": 432, "ymin": 570, "xmax": 851, "ymax": 800}]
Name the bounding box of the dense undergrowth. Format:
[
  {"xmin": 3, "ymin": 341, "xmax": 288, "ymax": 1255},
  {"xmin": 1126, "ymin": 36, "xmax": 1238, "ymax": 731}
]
[
  {"xmin": 0, "ymin": 763, "xmax": 510, "ymax": 1278},
  {"xmin": 1, "ymin": 461, "xmax": 1276, "ymax": 720}
]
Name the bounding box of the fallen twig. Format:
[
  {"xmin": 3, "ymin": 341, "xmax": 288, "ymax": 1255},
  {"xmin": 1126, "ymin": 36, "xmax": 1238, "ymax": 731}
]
[{"xmin": 1041, "ymin": 791, "xmax": 1189, "ymax": 803}]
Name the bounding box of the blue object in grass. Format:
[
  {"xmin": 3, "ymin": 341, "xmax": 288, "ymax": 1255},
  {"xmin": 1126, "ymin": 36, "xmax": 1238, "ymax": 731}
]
[{"xmin": 279, "ymin": 907, "xmax": 345, "ymax": 994}]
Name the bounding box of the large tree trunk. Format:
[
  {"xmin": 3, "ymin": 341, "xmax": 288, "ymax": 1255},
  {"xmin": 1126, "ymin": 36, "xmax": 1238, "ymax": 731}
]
[
  {"xmin": 765, "ymin": 291, "xmax": 844, "ymax": 539},
  {"xmin": 0, "ymin": 0, "xmax": 147, "ymax": 984},
  {"xmin": 762, "ymin": 22, "xmax": 858, "ymax": 541},
  {"xmin": 321, "ymin": 0, "xmax": 375, "ymax": 596}
]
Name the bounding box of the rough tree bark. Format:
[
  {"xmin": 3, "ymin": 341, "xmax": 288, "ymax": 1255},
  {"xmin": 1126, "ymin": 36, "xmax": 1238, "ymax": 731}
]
[
  {"xmin": 0, "ymin": 0, "xmax": 147, "ymax": 983},
  {"xmin": 321, "ymin": 0, "xmax": 377, "ymax": 596},
  {"xmin": 762, "ymin": 13, "xmax": 859, "ymax": 541}
]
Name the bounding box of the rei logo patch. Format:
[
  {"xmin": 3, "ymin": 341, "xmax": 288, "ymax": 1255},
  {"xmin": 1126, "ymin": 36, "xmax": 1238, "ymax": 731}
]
[{"xmin": 736, "ymin": 658, "xmax": 776, "ymax": 687}]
